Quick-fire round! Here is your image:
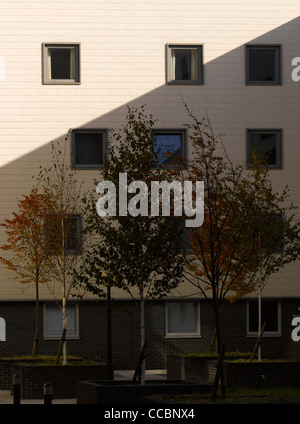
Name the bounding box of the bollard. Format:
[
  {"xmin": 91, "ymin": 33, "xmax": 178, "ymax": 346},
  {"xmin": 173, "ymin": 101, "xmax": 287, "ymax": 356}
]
[
  {"xmin": 13, "ymin": 374, "xmax": 21, "ymax": 405},
  {"xmin": 43, "ymin": 383, "xmax": 52, "ymax": 405}
]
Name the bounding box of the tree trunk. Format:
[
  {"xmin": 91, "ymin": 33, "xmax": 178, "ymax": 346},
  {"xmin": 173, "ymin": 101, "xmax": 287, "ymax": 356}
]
[
  {"xmin": 55, "ymin": 328, "xmax": 67, "ymax": 365},
  {"xmin": 62, "ymin": 296, "xmax": 67, "ymax": 365},
  {"xmin": 258, "ymin": 232, "xmax": 262, "ymax": 361},
  {"xmin": 213, "ymin": 302, "xmax": 222, "ymax": 354},
  {"xmin": 140, "ymin": 285, "xmax": 145, "ymax": 385},
  {"xmin": 211, "ymin": 343, "xmax": 226, "ymax": 401},
  {"xmin": 212, "ymin": 301, "xmax": 226, "ymax": 398},
  {"xmin": 258, "ymin": 283, "xmax": 262, "ymax": 360},
  {"xmin": 107, "ymin": 284, "xmax": 113, "ymax": 379},
  {"xmin": 31, "ymin": 279, "xmax": 39, "ymax": 357},
  {"xmin": 61, "ymin": 216, "xmax": 67, "ymax": 365}
]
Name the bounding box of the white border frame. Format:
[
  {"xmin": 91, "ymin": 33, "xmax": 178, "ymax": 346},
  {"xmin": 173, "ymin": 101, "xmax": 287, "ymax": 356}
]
[
  {"xmin": 43, "ymin": 302, "xmax": 80, "ymax": 340},
  {"xmin": 165, "ymin": 301, "xmax": 201, "ymax": 338}
]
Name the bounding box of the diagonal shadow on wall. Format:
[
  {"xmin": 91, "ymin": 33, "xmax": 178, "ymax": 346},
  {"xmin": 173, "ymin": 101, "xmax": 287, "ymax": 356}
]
[{"xmin": 0, "ymin": 16, "xmax": 300, "ymax": 301}]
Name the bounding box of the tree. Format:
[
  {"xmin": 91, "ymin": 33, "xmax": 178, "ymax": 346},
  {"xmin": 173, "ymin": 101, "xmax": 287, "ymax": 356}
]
[
  {"xmin": 181, "ymin": 106, "xmax": 300, "ymax": 364},
  {"xmin": 78, "ymin": 106, "xmax": 185, "ymax": 383},
  {"xmin": 36, "ymin": 135, "xmax": 86, "ymax": 364},
  {"xmin": 237, "ymin": 151, "xmax": 300, "ymax": 360},
  {"xmin": 0, "ymin": 188, "xmax": 54, "ymax": 356}
]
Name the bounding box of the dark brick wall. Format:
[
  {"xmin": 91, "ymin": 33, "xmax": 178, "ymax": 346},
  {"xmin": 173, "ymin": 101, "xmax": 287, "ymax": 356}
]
[
  {"xmin": 224, "ymin": 361, "xmax": 300, "ymax": 387},
  {"xmin": 0, "ymin": 298, "xmax": 300, "ymax": 370},
  {"xmin": 0, "ymin": 299, "xmax": 142, "ymax": 369},
  {"xmin": 10, "ymin": 363, "xmax": 109, "ymax": 399},
  {"xmin": 0, "ymin": 301, "xmax": 39, "ymax": 357},
  {"xmin": 166, "ymin": 355, "xmax": 185, "ymax": 380},
  {"xmin": 167, "ymin": 355, "xmax": 300, "ymax": 387},
  {"xmin": 77, "ymin": 380, "xmax": 100, "ymax": 404},
  {"xmin": 0, "ymin": 358, "xmax": 39, "ymax": 389}
]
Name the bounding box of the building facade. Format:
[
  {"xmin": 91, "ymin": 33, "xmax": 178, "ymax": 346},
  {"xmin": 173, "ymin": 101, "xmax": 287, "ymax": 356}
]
[{"xmin": 0, "ymin": 0, "xmax": 300, "ymax": 367}]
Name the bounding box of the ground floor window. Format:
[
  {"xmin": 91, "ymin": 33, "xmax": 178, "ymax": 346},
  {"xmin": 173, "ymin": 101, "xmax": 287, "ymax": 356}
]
[
  {"xmin": 247, "ymin": 300, "xmax": 281, "ymax": 336},
  {"xmin": 43, "ymin": 302, "xmax": 79, "ymax": 339},
  {"xmin": 0, "ymin": 317, "xmax": 5, "ymax": 341},
  {"xmin": 165, "ymin": 301, "xmax": 200, "ymax": 337}
]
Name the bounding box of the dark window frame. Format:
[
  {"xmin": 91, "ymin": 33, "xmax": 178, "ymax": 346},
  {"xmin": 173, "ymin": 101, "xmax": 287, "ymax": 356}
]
[
  {"xmin": 42, "ymin": 43, "xmax": 81, "ymax": 85},
  {"xmin": 247, "ymin": 300, "xmax": 281, "ymax": 336},
  {"xmin": 246, "ymin": 129, "xmax": 283, "ymax": 169},
  {"xmin": 166, "ymin": 44, "xmax": 204, "ymax": 85},
  {"xmin": 245, "ymin": 44, "xmax": 281, "ymax": 85},
  {"xmin": 152, "ymin": 129, "xmax": 187, "ymax": 168},
  {"xmin": 71, "ymin": 129, "xmax": 107, "ymax": 169},
  {"xmin": 45, "ymin": 214, "xmax": 83, "ymax": 255}
]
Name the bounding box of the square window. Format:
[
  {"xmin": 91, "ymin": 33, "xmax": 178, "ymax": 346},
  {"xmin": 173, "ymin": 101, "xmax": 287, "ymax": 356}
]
[
  {"xmin": 153, "ymin": 129, "xmax": 186, "ymax": 167},
  {"xmin": 72, "ymin": 130, "xmax": 107, "ymax": 169},
  {"xmin": 247, "ymin": 130, "xmax": 282, "ymax": 169},
  {"xmin": 43, "ymin": 302, "xmax": 79, "ymax": 339},
  {"xmin": 166, "ymin": 302, "xmax": 200, "ymax": 337},
  {"xmin": 246, "ymin": 45, "xmax": 281, "ymax": 85},
  {"xmin": 42, "ymin": 43, "xmax": 80, "ymax": 84},
  {"xmin": 45, "ymin": 214, "xmax": 82, "ymax": 255},
  {"xmin": 167, "ymin": 45, "xmax": 203, "ymax": 84},
  {"xmin": 247, "ymin": 300, "xmax": 281, "ymax": 336}
]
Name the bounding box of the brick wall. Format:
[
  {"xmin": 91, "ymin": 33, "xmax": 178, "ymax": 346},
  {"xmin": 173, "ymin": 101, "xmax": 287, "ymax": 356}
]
[
  {"xmin": 167, "ymin": 355, "xmax": 300, "ymax": 387},
  {"xmin": 224, "ymin": 361, "xmax": 300, "ymax": 387},
  {"xmin": 166, "ymin": 355, "xmax": 185, "ymax": 380},
  {"xmin": 0, "ymin": 298, "xmax": 300, "ymax": 370},
  {"xmin": 0, "ymin": 358, "xmax": 39, "ymax": 389},
  {"xmin": 10, "ymin": 363, "xmax": 109, "ymax": 399}
]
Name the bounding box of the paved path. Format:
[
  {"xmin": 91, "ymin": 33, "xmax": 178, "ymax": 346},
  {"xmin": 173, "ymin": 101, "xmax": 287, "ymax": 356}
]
[{"xmin": 0, "ymin": 369, "xmax": 166, "ymax": 404}]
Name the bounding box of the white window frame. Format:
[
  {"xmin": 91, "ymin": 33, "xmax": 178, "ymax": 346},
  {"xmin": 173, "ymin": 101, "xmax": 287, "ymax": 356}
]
[
  {"xmin": 246, "ymin": 300, "xmax": 282, "ymax": 337},
  {"xmin": 43, "ymin": 302, "xmax": 80, "ymax": 340},
  {"xmin": 42, "ymin": 43, "xmax": 81, "ymax": 85},
  {"xmin": 165, "ymin": 301, "xmax": 201, "ymax": 338}
]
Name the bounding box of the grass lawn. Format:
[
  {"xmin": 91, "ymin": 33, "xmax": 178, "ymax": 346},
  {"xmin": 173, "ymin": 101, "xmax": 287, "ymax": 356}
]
[
  {"xmin": 0, "ymin": 355, "xmax": 96, "ymax": 365},
  {"xmin": 154, "ymin": 386, "xmax": 300, "ymax": 404}
]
